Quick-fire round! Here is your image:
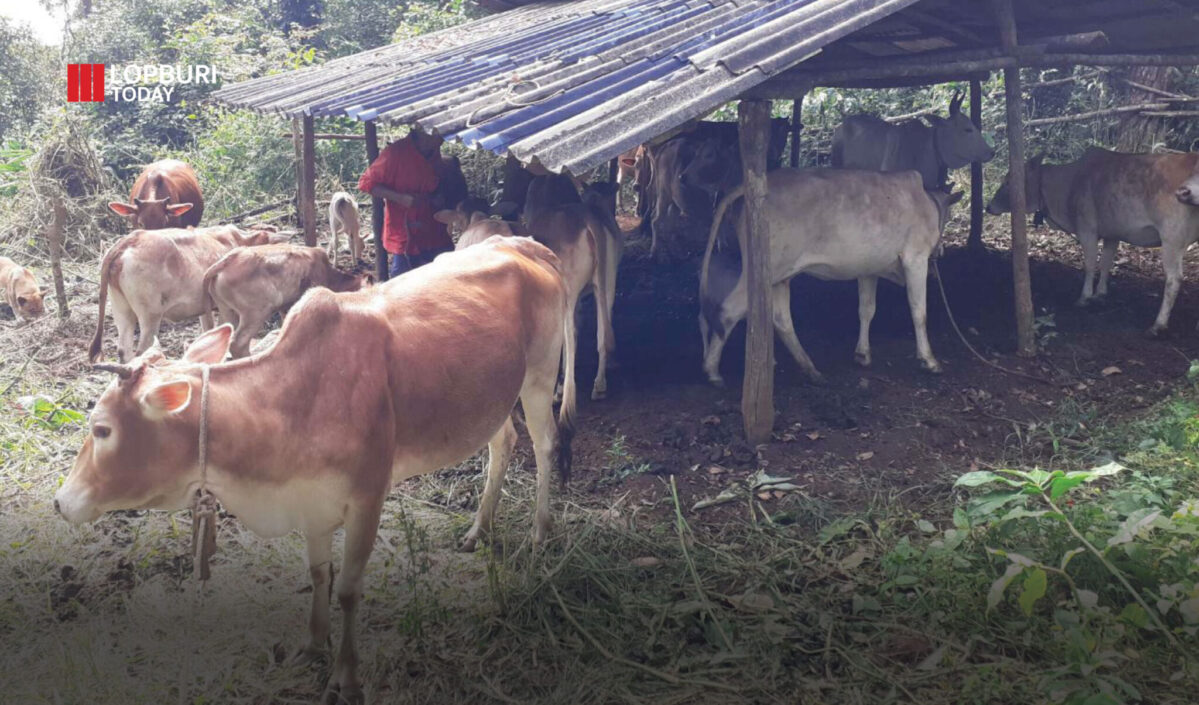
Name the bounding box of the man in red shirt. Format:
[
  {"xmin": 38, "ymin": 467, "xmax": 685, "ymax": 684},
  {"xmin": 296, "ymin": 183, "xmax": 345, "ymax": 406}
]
[{"xmin": 358, "ymin": 130, "xmax": 454, "ymax": 278}]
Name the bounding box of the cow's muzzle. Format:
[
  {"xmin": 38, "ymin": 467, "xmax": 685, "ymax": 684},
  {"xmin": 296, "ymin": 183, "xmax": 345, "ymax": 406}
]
[{"xmin": 1177, "ymin": 184, "xmax": 1199, "ymax": 206}]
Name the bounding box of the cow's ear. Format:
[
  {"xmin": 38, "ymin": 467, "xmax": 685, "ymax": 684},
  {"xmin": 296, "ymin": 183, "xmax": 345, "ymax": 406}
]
[
  {"xmin": 141, "ymin": 379, "xmax": 192, "ymax": 416},
  {"xmin": 183, "ymin": 324, "xmax": 233, "ymax": 364},
  {"xmin": 433, "ymin": 209, "xmax": 463, "ymax": 227},
  {"xmin": 926, "ymin": 114, "xmax": 946, "ymax": 126},
  {"xmin": 108, "ymin": 201, "xmax": 137, "ymax": 217},
  {"xmin": 166, "ymin": 202, "xmax": 194, "ymax": 216}
]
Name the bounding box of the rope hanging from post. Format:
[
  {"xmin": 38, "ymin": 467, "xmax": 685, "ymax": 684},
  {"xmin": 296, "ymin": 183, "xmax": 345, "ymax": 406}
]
[{"xmin": 190, "ymin": 364, "xmax": 218, "ymax": 582}]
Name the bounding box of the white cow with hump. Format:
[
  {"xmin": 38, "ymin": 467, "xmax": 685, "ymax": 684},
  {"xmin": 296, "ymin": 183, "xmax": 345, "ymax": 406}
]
[{"xmin": 699, "ymin": 168, "xmax": 961, "ymax": 385}]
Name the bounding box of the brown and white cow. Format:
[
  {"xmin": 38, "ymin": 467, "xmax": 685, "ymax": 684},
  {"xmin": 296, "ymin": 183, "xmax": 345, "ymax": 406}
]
[
  {"xmin": 700, "ymin": 169, "xmax": 961, "ymax": 385},
  {"xmin": 328, "ymin": 191, "xmax": 363, "ymax": 263},
  {"xmin": 56, "ymin": 236, "xmax": 570, "ymax": 704},
  {"xmin": 526, "ymin": 183, "xmax": 623, "ymax": 405},
  {"xmin": 89, "ymin": 225, "xmax": 287, "ymax": 363},
  {"xmin": 616, "ymin": 145, "xmax": 649, "ymax": 213},
  {"xmin": 989, "ymin": 148, "xmax": 1199, "ymax": 335},
  {"xmin": 108, "ymin": 159, "xmax": 204, "ymax": 229},
  {"xmin": 832, "ymin": 92, "xmax": 994, "ymax": 191},
  {"xmin": 1, "ymin": 256, "xmax": 46, "ymax": 321},
  {"xmin": 204, "ymin": 244, "xmax": 373, "ymax": 358}
]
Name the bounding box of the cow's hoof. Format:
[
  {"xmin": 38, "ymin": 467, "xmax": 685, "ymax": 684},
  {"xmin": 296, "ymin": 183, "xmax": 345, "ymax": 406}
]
[
  {"xmin": 591, "ymin": 388, "xmax": 607, "ymax": 401},
  {"xmin": 806, "ymin": 370, "xmax": 827, "ymax": 386},
  {"xmin": 707, "ymin": 375, "xmax": 725, "ymax": 388},
  {"xmin": 323, "ymin": 683, "xmax": 363, "ymax": 705},
  {"xmin": 291, "ymin": 644, "xmax": 327, "ymax": 667},
  {"xmin": 923, "ymin": 360, "xmax": 943, "ymax": 374},
  {"xmin": 854, "ymin": 351, "xmax": 871, "ymax": 367},
  {"xmin": 458, "ymin": 533, "xmax": 480, "ymax": 553},
  {"xmin": 1146, "ymin": 325, "xmax": 1168, "ymax": 339}
]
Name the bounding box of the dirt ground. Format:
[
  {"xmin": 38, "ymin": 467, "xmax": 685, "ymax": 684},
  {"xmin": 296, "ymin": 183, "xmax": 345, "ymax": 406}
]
[{"xmin": 549, "ymin": 212, "xmax": 1199, "ymax": 524}]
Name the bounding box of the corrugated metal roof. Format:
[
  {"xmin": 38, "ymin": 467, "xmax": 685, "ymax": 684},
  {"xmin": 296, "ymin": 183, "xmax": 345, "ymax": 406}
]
[{"xmin": 210, "ymin": 0, "xmax": 923, "ymax": 174}]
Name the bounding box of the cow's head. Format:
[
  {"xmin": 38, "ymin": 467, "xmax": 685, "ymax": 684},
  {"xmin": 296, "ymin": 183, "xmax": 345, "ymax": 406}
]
[
  {"xmin": 7, "ymin": 269, "xmax": 46, "ymax": 320},
  {"xmin": 54, "ymin": 325, "xmax": 233, "ymax": 525},
  {"xmin": 582, "ymin": 181, "xmax": 619, "ymax": 218},
  {"xmin": 986, "ymin": 154, "xmax": 1045, "ymax": 216},
  {"xmin": 680, "ymin": 138, "xmax": 736, "ymax": 195},
  {"xmin": 1177, "ymin": 166, "xmax": 1199, "ymax": 206},
  {"xmin": 928, "ymin": 92, "xmax": 995, "ymax": 170},
  {"xmin": 108, "ymin": 197, "xmax": 195, "ymax": 230}
]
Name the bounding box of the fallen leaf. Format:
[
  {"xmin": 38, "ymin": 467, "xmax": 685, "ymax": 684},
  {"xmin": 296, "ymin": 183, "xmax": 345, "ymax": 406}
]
[
  {"xmin": 840, "ymin": 547, "xmax": 871, "ymax": 571},
  {"xmin": 1101, "ymin": 366, "xmax": 1122, "ymax": 377},
  {"xmin": 692, "ymin": 489, "xmax": 740, "ymax": 511},
  {"xmin": 806, "ymin": 431, "xmax": 822, "ymax": 441},
  {"xmin": 756, "ymin": 491, "xmax": 773, "ymax": 501},
  {"xmin": 630, "ymin": 556, "xmax": 661, "ymax": 568},
  {"xmin": 707, "ymin": 465, "xmax": 728, "ymax": 475},
  {"xmin": 729, "ymin": 592, "xmax": 774, "ymax": 612},
  {"xmin": 701, "ymin": 415, "xmax": 721, "ymax": 425},
  {"xmin": 857, "ymin": 451, "xmax": 875, "ymax": 461}
]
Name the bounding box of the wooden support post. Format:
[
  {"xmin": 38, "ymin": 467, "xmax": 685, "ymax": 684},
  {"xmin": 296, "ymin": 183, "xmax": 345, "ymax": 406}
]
[
  {"xmin": 738, "ymin": 99, "xmax": 775, "ymax": 445},
  {"xmin": 291, "ymin": 117, "xmax": 304, "ymax": 228},
  {"xmin": 968, "ymin": 76, "xmax": 985, "ymax": 251},
  {"xmin": 301, "ymin": 115, "xmax": 317, "ymax": 247},
  {"xmin": 994, "ymin": 0, "xmax": 1036, "ymax": 356},
  {"xmin": 47, "ymin": 196, "xmax": 68, "ymax": 319},
  {"xmin": 789, "ymin": 96, "xmax": 803, "ymax": 167},
  {"xmin": 365, "ymin": 120, "xmax": 388, "ymax": 282}
]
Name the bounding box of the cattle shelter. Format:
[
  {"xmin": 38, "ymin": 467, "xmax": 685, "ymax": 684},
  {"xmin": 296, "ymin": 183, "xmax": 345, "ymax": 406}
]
[{"xmin": 212, "ymin": 0, "xmax": 1199, "ymax": 443}]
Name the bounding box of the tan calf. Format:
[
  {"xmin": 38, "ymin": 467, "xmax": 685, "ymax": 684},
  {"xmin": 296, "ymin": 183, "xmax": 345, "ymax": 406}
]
[
  {"xmin": 436, "ymin": 202, "xmax": 525, "ymax": 251},
  {"xmin": 56, "ymin": 236, "xmax": 570, "ymax": 703},
  {"xmin": 1, "ymin": 256, "xmax": 45, "ymax": 321},
  {"xmin": 89, "ymin": 225, "xmax": 288, "ymax": 363},
  {"xmin": 205, "ymin": 244, "xmax": 372, "ymax": 358},
  {"xmin": 328, "ymin": 191, "xmax": 363, "ymax": 263},
  {"xmin": 526, "ymin": 183, "xmax": 623, "ymax": 407}
]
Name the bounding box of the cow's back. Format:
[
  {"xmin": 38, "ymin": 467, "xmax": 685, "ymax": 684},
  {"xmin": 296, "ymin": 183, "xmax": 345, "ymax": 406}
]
[
  {"xmin": 762, "ymin": 169, "xmax": 937, "ymax": 280},
  {"xmin": 268, "ymin": 238, "xmax": 564, "ymax": 473},
  {"xmin": 1068, "ymin": 149, "xmax": 1199, "ymax": 243}
]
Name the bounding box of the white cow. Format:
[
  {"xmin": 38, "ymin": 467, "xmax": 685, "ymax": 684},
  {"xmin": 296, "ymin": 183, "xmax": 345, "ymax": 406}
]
[{"xmin": 699, "ymin": 168, "xmax": 961, "ymax": 385}]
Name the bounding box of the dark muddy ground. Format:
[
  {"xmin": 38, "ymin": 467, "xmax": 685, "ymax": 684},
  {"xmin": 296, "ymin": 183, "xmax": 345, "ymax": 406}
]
[{"xmin": 544, "ymin": 213, "xmax": 1199, "ymax": 524}]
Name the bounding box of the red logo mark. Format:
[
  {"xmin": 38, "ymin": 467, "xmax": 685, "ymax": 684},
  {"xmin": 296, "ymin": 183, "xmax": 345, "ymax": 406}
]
[{"xmin": 67, "ymin": 64, "xmax": 105, "ymax": 102}]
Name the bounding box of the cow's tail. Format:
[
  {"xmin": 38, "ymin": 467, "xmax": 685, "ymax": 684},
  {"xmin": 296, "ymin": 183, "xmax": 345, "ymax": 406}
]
[
  {"xmin": 88, "ymin": 237, "xmax": 133, "ymax": 363},
  {"xmin": 555, "ymin": 291, "xmax": 575, "ymax": 488},
  {"xmin": 201, "ymin": 261, "xmax": 222, "ymax": 327},
  {"xmin": 700, "ymin": 185, "xmax": 746, "ymax": 308}
]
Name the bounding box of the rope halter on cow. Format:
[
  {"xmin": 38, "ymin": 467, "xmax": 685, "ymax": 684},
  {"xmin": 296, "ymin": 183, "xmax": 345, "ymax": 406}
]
[{"xmin": 191, "ymin": 363, "xmax": 218, "ymax": 582}]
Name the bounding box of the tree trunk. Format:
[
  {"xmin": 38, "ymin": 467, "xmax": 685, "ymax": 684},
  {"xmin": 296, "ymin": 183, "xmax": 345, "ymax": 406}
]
[{"xmin": 1115, "ymin": 66, "xmax": 1175, "ymax": 151}]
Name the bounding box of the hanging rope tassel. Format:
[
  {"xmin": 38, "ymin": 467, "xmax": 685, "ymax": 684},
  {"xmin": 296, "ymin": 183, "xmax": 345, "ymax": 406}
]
[{"xmin": 190, "ymin": 364, "xmax": 218, "ymax": 582}]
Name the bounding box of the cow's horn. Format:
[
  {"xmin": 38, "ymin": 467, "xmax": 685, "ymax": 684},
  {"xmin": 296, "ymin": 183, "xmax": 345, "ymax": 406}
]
[
  {"xmin": 949, "ymin": 91, "xmax": 963, "ymax": 114},
  {"xmin": 93, "ymin": 363, "xmax": 134, "ymax": 379}
]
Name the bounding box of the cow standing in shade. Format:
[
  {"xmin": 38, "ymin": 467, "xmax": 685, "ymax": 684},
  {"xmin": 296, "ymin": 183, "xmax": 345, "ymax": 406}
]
[
  {"xmin": 989, "ymin": 148, "xmax": 1199, "ymax": 335},
  {"xmin": 108, "ymin": 159, "xmax": 204, "ymax": 229},
  {"xmin": 832, "ymin": 92, "xmax": 994, "ymax": 191},
  {"xmin": 56, "ymin": 236, "xmax": 571, "ymax": 705},
  {"xmin": 699, "ymin": 169, "xmax": 961, "ymax": 385}
]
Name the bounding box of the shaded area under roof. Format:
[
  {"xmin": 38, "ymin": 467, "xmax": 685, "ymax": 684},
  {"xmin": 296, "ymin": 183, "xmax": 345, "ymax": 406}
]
[{"xmin": 211, "ymin": 0, "xmax": 924, "ymax": 174}]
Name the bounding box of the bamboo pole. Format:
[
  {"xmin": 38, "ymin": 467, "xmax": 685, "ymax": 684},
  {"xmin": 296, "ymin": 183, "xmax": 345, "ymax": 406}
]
[
  {"xmin": 301, "ymin": 115, "xmax": 317, "ymax": 247},
  {"xmin": 994, "ymin": 0, "xmax": 1036, "ymax": 356},
  {"xmin": 291, "ymin": 117, "xmax": 304, "ymax": 229},
  {"xmin": 738, "ymin": 99, "xmax": 775, "ymax": 445},
  {"xmin": 365, "ymin": 120, "xmax": 388, "ymax": 282}
]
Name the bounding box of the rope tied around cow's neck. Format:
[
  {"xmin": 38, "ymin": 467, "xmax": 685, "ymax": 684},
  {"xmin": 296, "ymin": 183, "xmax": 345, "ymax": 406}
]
[{"xmin": 191, "ymin": 363, "xmax": 218, "ymax": 582}]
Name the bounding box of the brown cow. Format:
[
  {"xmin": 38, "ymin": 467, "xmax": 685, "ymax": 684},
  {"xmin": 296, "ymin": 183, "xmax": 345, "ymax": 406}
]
[
  {"xmin": 56, "ymin": 236, "xmax": 569, "ymax": 703},
  {"xmin": 989, "ymin": 148, "xmax": 1199, "ymax": 335},
  {"xmin": 436, "ymin": 202, "xmax": 525, "ymax": 251},
  {"xmin": 526, "ymin": 183, "xmax": 623, "ymax": 404},
  {"xmin": 108, "ymin": 159, "xmax": 204, "ymax": 229},
  {"xmin": 90, "ymin": 225, "xmax": 288, "ymax": 363},
  {"xmin": 204, "ymin": 244, "xmax": 373, "ymax": 358},
  {"xmin": 1, "ymin": 256, "xmax": 46, "ymax": 321}
]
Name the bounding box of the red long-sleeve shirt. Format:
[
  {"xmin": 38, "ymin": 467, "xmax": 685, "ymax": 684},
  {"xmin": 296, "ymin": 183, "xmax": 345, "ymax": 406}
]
[{"xmin": 357, "ymin": 137, "xmax": 450, "ymax": 255}]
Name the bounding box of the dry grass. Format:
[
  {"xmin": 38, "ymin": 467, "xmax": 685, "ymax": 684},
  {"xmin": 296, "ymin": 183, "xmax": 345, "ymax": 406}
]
[{"xmin": 1, "ymin": 216, "xmax": 1196, "ymax": 703}]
